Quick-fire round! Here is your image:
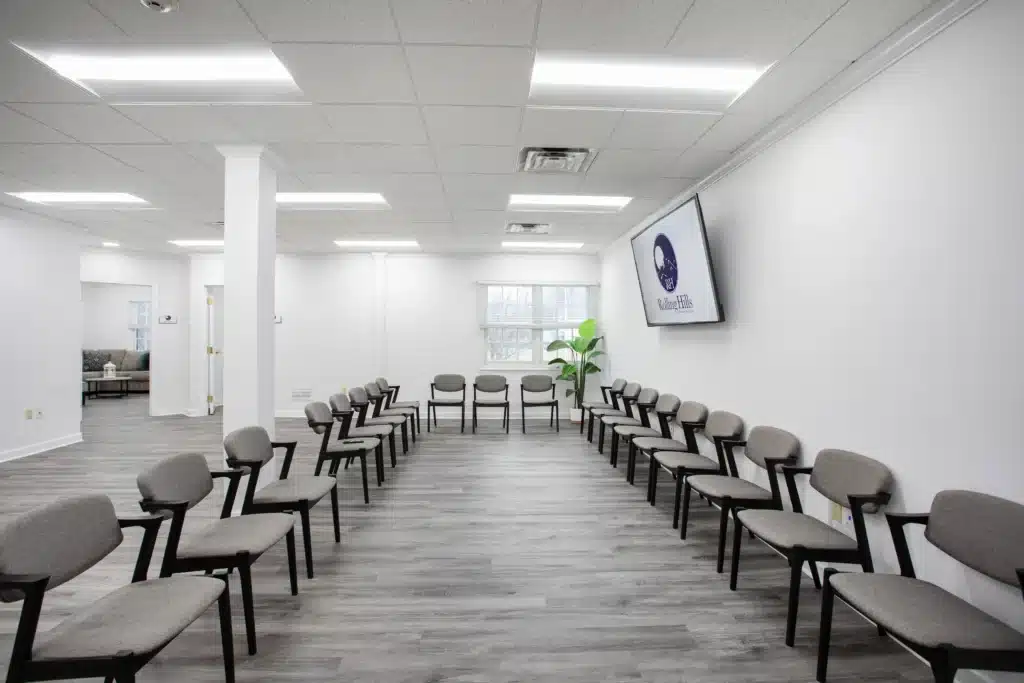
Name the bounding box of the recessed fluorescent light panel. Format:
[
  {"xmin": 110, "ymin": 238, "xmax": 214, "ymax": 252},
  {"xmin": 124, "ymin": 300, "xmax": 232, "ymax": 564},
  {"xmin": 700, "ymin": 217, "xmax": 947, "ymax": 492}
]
[
  {"xmin": 502, "ymin": 241, "xmax": 584, "ymax": 250},
  {"xmin": 508, "ymin": 194, "xmax": 631, "ymax": 213},
  {"xmin": 168, "ymin": 240, "xmax": 223, "ymax": 248},
  {"xmin": 6, "ymin": 192, "xmax": 147, "ymax": 205},
  {"xmin": 530, "ymin": 53, "xmax": 768, "ymax": 111},
  {"xmin": 14, "ymin": 44, "xmax": 302, "ymax": 104},
  {"xmin": 334, "ymin": 240, "xmax": 419, "ymax": 249},
  {"xmin": 277, "ymin": 192, "xmax": 389, "ymax": 210},
  {"xmin": 102, "ymin": 241, "xmax": 120, "ymax": 248}
]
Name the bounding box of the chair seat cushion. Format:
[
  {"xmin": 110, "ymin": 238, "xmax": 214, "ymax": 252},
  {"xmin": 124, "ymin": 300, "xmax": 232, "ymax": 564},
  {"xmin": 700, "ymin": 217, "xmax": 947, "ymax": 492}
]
[
  {"xmin": 348, "ymin": 425, "xmax": 393, "ymax": 438},
  {"xmin": 33, "ymin": 576, "xmax": 223, "ymax": 660},
  {"xmin": 523, "ymin": 400, "xmax": 557, "ymax": 406},
  {"xmin": 653, "ymin": 451, "xmax": 719, "ymax": 472},
  {"xmin": 633, "ymin": 437, "xmax": 691, "ymax": 452},
  {"xmin": 381, "ymin": 407, "xmax": 416, "ymax": 417},
  {"xmin": 600, "ymin": 415, "xmax": 641, "ymax": 427},
  {"xmin": 614, "ymin": 425, "xmax": 659, "ymax": 439},
  {"xmin": 366, "ymin": 415, "xmax": 406, "ymax": 426},
  {"xmin": 389, "ymin": 401, "xmax": 419, "ymax": 409},
  {"xmin": 589, "ymin": 407, "xmax": 624, "ymax": 416},
  {"xmin": 582, "ymin": 401, "xmax": 613, "ymax": 410},
  {"xmin": 329, "ymin": 438, "xmax": 379, "ymax": 452},
  {"xmin": 687, "ymin": 475, "xmax": 773, "ymax": 502},
  {"xmin": 428, "ymin": 398, "xmax": 464, "ymax": 406},
  {"xmin": 738, "ymin": 510, "xmax": 857, "ymax": 551},
  {"xmin": 178, "ymin": 513, "xmax": 294, "ymax": 559},
  {"xmin": 474, "ymin": 397, "xmax": 509, "ymax": 405},
  {"xmin": 254, "ymin": 476, "xmax": 336, "ymax": 505},
  {"xmin": 831, "ymin": 573, "xmax": 1024, "ymax": 650}
]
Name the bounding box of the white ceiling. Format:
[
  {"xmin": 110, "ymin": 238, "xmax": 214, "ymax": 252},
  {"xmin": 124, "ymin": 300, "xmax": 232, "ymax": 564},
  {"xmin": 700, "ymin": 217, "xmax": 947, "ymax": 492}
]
[{"xmin": 0, "ymin": 0, "xmax": 938, "ymax": 255}]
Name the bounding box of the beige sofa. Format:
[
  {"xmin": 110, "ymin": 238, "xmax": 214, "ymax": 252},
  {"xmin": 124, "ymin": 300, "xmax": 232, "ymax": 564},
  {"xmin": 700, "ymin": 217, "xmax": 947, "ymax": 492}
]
[{"xmin": 82, "ymin": 349, "xmax": 149, "ymax": 393}]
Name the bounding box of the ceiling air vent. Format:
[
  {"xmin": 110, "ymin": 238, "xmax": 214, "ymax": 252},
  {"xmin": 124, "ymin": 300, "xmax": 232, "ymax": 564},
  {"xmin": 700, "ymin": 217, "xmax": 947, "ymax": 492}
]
[
  {"xmin": 518, "ymin": 147, "xmax": 595, "ymax": 174},
  {"xmin": 506, "ymin": 222, "xmax": 551, "ymax": 235}
]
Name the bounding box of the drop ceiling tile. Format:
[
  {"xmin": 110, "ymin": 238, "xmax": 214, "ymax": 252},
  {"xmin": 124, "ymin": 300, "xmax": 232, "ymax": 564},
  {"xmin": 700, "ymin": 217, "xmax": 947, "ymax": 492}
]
[
  {"xmin": 406, "ymin": 46, "xmax": 533, "ymax": 106},
  {"xmin": 0, "ymin": 144, "xmax": 141, "ymax": 186},
  {"xmin": 585, "ymin": 149, "xmax": 682, "ymax": 177},
  {"xmin": 114, "ymin": 105, "xmax": 249, "ymax": 143},
  {"xmin": 668, "ymin": 142, "xmax": 732, "ymax": 179},
  {"xmin": 272, "ymin": 144, "xmax": 436, "ymax": 174},
  {"xmin": 435, "ymin": 146, "xmax": 518, "ymax": 174},
  {"xmin": 519, "ymin": 107, "xmax": 622, "ymax": 148},
  {"xmin": 238, "ymin": 0, "xmax": 399, "ymax": 42},
  {"xmin": 390, "ymin": 0, "xmax": 539, "ymax": 46},
  {"xmin": 0, "ymin": 106, "xmax": 73, "ymax": 143},
  {"xmin": 667, "ymin": 0, "xmax": 845, "ymax": 62},
  {"xmin": 606, "ymin": 111, "xmax": 720, "ymax": 151},
  {"xmin": 578, "ymin": 175, "xmax": 688, "ymax": 201},
  {"xmin": 536, "ymin": 0, "xmax": 695, "ymax": 51},
  {"xmin": 442, "ymin": 174, "xmax": 512, "ymax": 211},
  {"xmin": 227, "ymin": 105, "xmax": 339, "ymax": 142},
  {"xmin": 508, "ymin": 172, "xmax": 584, "ymax": 195},
  {"xmin": 273, "ymin": 44, "xmax": 416, "ymax": 104},
  {"xmin": 421, "ymin": 106, "xmax": 522, "ymax": 146},
  {"xmin": 320, "ymin": 105, "xmax": 428, "ymax": 144},
  {"xmin": 88, "ymin": 0, "xmax": 263, "ymax": 41},
  {"xmin": 0, "ymin": 0, "xmax": 125, "ymax": 42},
  {"xmin": 0, "ymin": 43, "xmax": 98, "ymax": 103},
  {"xmin": 8, "ymin": 104, "xmax": 163, "ymax": 143},
  {"xmin": 300, "ymin": 172, "xmax": 447, "ymax": 210},
  {"xmin": 92, "ymin": 144, "xmax": 220, "ymax": 180},
  {"xmin": 798, "ymin": 0, "xmax": 935, "ymax": 60},
  {"xmin": 726, "ymin": 57, "xmax": 848, "ymax": 120},
  {"xmin": 692, "ymin": 114, "xmax": 773, "ymax": 153}
]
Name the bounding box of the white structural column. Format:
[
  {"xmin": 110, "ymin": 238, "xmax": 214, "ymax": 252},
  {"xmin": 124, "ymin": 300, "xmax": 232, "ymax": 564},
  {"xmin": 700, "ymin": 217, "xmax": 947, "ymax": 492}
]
[{"xmin": 218, "ymin": 145, "xmax": 277, "ymax": 485}]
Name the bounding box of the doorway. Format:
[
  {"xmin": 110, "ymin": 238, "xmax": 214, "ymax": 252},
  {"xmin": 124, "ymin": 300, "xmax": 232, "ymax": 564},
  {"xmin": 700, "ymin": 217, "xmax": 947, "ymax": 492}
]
[{"xmin": 206, "ymin": 285, "xmax": 224, "ymax": 415}]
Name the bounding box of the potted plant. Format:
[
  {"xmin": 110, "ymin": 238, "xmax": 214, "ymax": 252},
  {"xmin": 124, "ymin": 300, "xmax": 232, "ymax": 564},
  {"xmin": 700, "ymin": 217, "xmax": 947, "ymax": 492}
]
[{"xmin": 546, "ymin": 318, "xmax": 604, "ymax": 424}]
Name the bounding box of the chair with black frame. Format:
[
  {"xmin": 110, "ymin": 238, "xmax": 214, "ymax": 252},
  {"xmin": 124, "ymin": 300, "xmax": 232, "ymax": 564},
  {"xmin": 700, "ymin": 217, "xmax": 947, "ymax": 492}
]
[
  {"xmin": 331, "ymin": 392, "xmax": 397, "ymax": 470},
  {"xmin": 365, "ymin": 382, "xmax": 417, "ymax": 446},
  {"xmin": 0, "ymin": 494, "xmax": 235, "ymax": 683},
  {"xmin": 428, "ymin": 374, "xmax": 467, "ymax": 433},
  {"xmin": 305, "ymin": 401, "xmax": 381, "ymax": 504},
  {"xmin": 136, "ymin": 453, "xmax": 298, "ymax": 657},
  {"xmin": 682, "ymin": 425, "xmax": 801, "ymax": 575},
  {"xmin": 817, "ymin": 490, "xmax": 1024, "ymax": 683},
  {"xmin": 472, "ymin": 374, "xmax": 509, "ymax": 434},
  {"xmin": 580, "ymin": 377, "xmax": 627, "ymax": 435},
  {"xmin": 223, "ymin": 425, "xmax": 340, "ymax": 581},
  {"xmin": 630, "ymin": 400, "xmax": 709, "ymax": 492},
  {"xmin": 521, "ymin": 374, "xmax": 559, "ymax": 433},
  {"xmin": 351, "ymin": 386, "xmax": 410, "ymax": 455},
  {"xmin": 376, "ymin": 377, "xmax": 421, "ymax": 434},
  {"xmin": 613, "ymin": 393, "xmax": 681, "ymax": 481},
  {"xmin": 731, "ymin": 449, "xmax": 892, "ymax": 647},
  {"xmin": 598, "ymin": 387, "xmax": 659, "ymax": 467},
  {"xmin": 589, "ymin": 382, "xmax": 641, "ymax": 451}
]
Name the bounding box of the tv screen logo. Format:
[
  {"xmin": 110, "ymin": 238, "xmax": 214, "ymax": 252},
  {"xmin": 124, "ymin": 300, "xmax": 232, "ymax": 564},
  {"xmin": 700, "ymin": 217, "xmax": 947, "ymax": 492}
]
[{"xmin": 653, "ymin": 233, "xmax": 677, "ymax": 292}]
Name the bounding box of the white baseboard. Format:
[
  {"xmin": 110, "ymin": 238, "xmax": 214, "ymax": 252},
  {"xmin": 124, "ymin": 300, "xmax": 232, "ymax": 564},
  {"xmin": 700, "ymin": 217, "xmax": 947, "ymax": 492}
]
[
  {"xmin": 0, "ymin": 432, "xmax": 82, "ymax": 463},
  {"xmin": 275, "ymin": 409, "xmax": 306, "ymax": 419}
]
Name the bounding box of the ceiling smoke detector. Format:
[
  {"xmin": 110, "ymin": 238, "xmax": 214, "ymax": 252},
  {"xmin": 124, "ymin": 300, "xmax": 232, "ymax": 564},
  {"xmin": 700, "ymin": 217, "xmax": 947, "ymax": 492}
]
[
  {"xmin": 506, "ymin": 222, "xmax": 551, "ymax": 235},
  {"xmin": 518, "ymin": 147, "xmax": 595, "ymax": 174},
  {"xmin": 140, "ymin": 0, "xmax": 179, "ymax": 12}
]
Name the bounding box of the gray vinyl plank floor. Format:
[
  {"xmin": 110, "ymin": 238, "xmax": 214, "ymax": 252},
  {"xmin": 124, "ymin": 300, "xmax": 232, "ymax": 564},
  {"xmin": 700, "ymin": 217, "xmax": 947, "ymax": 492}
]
[{"xmin": 0, "ymin": 396, "xmax": 932, "ymax": 682}]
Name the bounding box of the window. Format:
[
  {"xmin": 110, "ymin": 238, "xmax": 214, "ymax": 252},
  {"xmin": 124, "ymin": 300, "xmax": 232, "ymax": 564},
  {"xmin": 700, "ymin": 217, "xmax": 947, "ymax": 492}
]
[
  {"xmin": 129, "ymin": 300, "xmax": 151, "ymax": 352},
  {"xmin": 480, "ymin": 284, "xmax": 595, "ymax": 366}
]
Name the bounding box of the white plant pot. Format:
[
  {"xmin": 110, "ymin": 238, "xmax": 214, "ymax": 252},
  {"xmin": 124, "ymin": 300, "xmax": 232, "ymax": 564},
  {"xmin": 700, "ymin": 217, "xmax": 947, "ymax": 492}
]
[{"xmin": 569, "ymin": 408, "xmax": 583, "ymax": 424}]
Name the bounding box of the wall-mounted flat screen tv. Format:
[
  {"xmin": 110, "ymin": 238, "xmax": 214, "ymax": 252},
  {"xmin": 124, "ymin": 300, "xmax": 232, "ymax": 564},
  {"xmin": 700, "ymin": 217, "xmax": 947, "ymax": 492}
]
[{"xmin": 630, "ymin": 194, "xmax": 723, "ymax": 326}]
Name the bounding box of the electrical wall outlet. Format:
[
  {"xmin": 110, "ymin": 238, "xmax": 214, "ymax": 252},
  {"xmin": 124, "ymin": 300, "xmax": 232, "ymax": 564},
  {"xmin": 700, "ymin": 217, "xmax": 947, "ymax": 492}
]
[
  {"xmin": 24, "ymin": 409, "xmax": 33, "ymax": 420},
  {"xmin": 35, "ymin": 410, "xmax": 44, "ymax": 419}
]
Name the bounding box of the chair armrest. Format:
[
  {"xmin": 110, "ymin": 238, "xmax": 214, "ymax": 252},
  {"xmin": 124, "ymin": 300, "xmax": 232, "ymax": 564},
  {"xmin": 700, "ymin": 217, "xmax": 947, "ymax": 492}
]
[
  {"xmin": 331, "ymin": 410, "xmax": 353, "ymax": 418},
  {"xmin": 780, "ymin": 465, "xmax": 814, "ymax": 513},
  {"xmin": 118, "ymin": 513, "xmax": 163, "ymax": 530},
  {"xmin": 885, "ymin": 510, "xmax": 929, "ymax": 578},
  {"xmin": 0, "ymin": 573, "xmax": 50, "ymax": 592},
  {"xmin": 762, "ymin": 457, "xmax": 795, "ymax": 507},
  {"xmin": 271, "ymin": 441, "xmax": 298, "ymax": 479},
  {"xmin": 138, "ymin": 499, "xmax": 189, "ymax": 515},
  {"xmin": 718, "ymin": 438, "xmax": 746, "ymax": 447},
  {"xmin": 847, "ymin": 493, "xmax": 891, "ymax": 512},
  {"xmin": 308, "ymin": 420, "xmax": 334, "ymax": 429},
  {"xmin": 1017, "ymin": 569, "xmax": 1024, "ymax": 602},
  {"xmin": 271, "ymin": 440, "xmax": 298, "ymax": 450},
  {"xmin": 211, "ymin": 468, "xmax": 247, "ymax": 480},
  {"xmin": 781, "ymin": 465, "xmax": 814, "ymax": 475},
  {"xmin": 118, "ymin": 514, "xmax": 164, "ymax": 583},
  {"xmin": 211, "ymin": 468, "xmax": 248, "ymax": 518}
]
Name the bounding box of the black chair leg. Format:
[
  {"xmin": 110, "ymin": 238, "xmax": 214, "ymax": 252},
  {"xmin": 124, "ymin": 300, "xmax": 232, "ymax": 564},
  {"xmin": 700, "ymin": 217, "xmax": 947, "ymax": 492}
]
[
  {"xmin": 816, "ymin": 569, "xmax": 837, "ymax": 682},
  {"xmin": 610, "ymin": 432, "xmax": 619, "ymax": 467},
  {"xmin": 626, "ymin": 442, "xmax": 635, "ymax": 483},
  {"xmin": 299, "ymin": 506, "xmax": 314, "ymax": 579},
  {"xmin": 650, "ymin": 460, "xmax": 659, "ymax": 506},
  {"xmin": 579, "ymin": 409, "xmax": 585, "ymax": 434},
  {"xmin": 786, "ymin": 555, "xmax": 804, "ymax": 647},
  {"xmin": 680, "ymin": 481, "xmax": 692, "ymax": 538},
  {"xmin": 216, "ymin": 579, "xmax": 235, "ymax": 683},
  {"xmin": 716, "ymin": 501, "xmax": 731, "ymax": 573},
  {"xmin": 598, "ymin": 423, "xmax": 605, "ymax": 453},
  {"xmin": 809, "ymin": 560, "xmax": 822, "ymax": 590},
  {"xmin": 416, "ymin": 407, "xmax": 421, "ymax": 434},
  {"xmin": 555, "ymin": 403, "xmax": 559, "ymax": 432},
  {"xmin": 361, "ymin": 454, "xmax": 370, "ymax": 503},
  {"xmin": 389, "ymin": 432, "xmax": 397, "ymax": 467},
  {"xmin": 461, "ymin": 403, "xmax": 465, "ymax": 433},
  {"xmin": 730, "ymin": 513, "xmax": 743, "ymax": 590},
  {"xmin": 401, "ymin": 423, "xmax": 408, "ymax": 453},
  {"xmin": 330, "ymin": 485, "xmax": 340, "ymax": 542},
  {"xmin": 521, "ymin": 403, "xmax": 526, "ymax": 433},
  {"xmin": 238, "ymin": 562, "xmax": 257, "ymax": 655},
  {"xmin": 587, "ymin": 411, "xmax": 595, "ymax": 441},
  {"xmin": 549, "ymin": 405, "xmax": 553, "ymax": 428},
  {"xmin": 472, "ymin": 403, "xmax": 477, "ymax": 433},
  {"xmin": 930, "ymin": 655, "xmax": 956, "ymax": 683},
  {"xmin": 375, "ymin": 445, "xmax": 384, "ymax": 485},
  {"xmin": 672, "ymin": 470, "xmax": 684, "ymax": 528},
  {"xmin": 285, "ymin": 529, "xmax": 299, "ymax": 596},
  {"xmin": 505, "ymin": 405, "xmax": 510, "ymax": 434}
]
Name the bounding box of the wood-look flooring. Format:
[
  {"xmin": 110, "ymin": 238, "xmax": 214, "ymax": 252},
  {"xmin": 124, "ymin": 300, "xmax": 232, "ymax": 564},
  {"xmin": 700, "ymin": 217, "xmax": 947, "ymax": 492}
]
[{"xmin": 0, "ymin": 396, "xmax": 931, "ymax": 682}]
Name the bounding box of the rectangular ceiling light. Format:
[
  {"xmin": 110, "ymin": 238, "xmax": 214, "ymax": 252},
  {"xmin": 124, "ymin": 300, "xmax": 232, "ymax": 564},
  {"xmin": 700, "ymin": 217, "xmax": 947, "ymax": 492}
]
[
  {"xmin": 334, "ymin": 240, "xmax": 419, "ymax": 249},
  {"xmin": 502, "ymin": 241, "xmax": 584, "ymax": 250},
  {"xmin": 6, "ymin": 192, "xmax": 147, "ymax": 205},
  {"xmin": 168, "ymin": 240, "xmax": 224, "ymax": 248},
  {"xmin": 532, "ymin": 57, "xmax": 765, "ymax": 93},
  {"xmin": 277, "ymin": 192, "xmax": 389, "ymax": 208},
  {"xmin": 508, "ymin": 194, "xmax": 631, "ymax": 213},
  {"xmin": 43, "ymin": 54, "xmax": 293, "ymax": 83},
  {"xmin": 102, "ymin": 241, "xmax": 120, "ymax": 248}
]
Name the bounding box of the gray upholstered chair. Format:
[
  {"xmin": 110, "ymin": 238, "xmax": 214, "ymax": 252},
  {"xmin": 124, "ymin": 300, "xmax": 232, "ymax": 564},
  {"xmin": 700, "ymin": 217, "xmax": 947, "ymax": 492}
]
[
  {"xmin": 351, "ymin": 386, "xmax": 409, "ymax": 454},
  {"xmin": 683, "ymin": 425, "xmax": 800, "ymax": 574},
  {"xmin": 629, "ymin": 400, "xmax": 709, "ymax": 490},
  {"xmin": 585, "ymin": 379, "xmax": 632, "ymax": 442},
  {"xmin": 818, "ymin": 490, "xmax": 1024, "ymax": 683},
  {"xmin": 589, "ymin": 381, "xmax": 641, "ymax": 449},
  {"xmin": 612, "ymin": 394, "xmax": 681, "ymax": 480},
  {"xmin": 306, "ymin": 401, "xmax": 381, "ymax": 503},
  {"xmin": 365, "ymin": 382, "xmax": 417, "ymax": 445},
  {"xmin": 580, "ymin": 377, "xmax": 627, "ymax": 435},
  {"xmin": 429, "ymin": 374, "xmax": 467, "ymax": 433},
  {"xmin": 331, "ymin": 392, "xmax": 397, "ymax": 469},
  {"xmin": 136, "ymin": 453, "xmax": 297, "ymax": 656},
  {"xmin": 598, "ymin": 387, "xmax": 659, "ymax": 465},
  {"xmin": 223, "ymin": 425, "xmax": 340, "ymax": 581},
  {"xmin": 473, "ymin": 374, "xmax": 509, "ymax": 434},
  {"xmin": 521, "ymin": 374, "xmax": 559, "ymax": 433},
  {"xmin": 732, "ymin": 449, "xmax": 892, "ymax": 646},
  {"xmin": 0, "ymin": 494, "xmax": 235, "ymax": 683},
  {"xmin": 376, "ymin": 377, "xmax": 421, "ymax": 434}
]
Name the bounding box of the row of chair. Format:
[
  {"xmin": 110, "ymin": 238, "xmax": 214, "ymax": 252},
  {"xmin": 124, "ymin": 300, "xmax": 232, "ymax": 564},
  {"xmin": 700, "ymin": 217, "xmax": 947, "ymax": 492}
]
[
  {"xmin": 0, "ymin": 376, "xmax": 421, "ymax": 683},
  {"xmin": 425, "ymin": 373, "xmax": 561, "ymax": 434},
  {"xmin": 581, "ymin": 378, "xmax": 1024, "ymax": 683}
]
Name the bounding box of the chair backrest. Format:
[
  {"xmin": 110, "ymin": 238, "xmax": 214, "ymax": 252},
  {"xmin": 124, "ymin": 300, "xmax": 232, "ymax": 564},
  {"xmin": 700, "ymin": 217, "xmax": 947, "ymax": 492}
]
[
  {"xmin": 703, "ymin": 410, "xmax": 744, "ymax": 441},
  {"xmin": 433, "ymin": 374, "xmax": 465, "ymax": 392},
  {"xmin": 653, "ymin": 393, "xmax": 681, "ymax": 414},
  {"xmin": 925, "ymin": 490, "xmax": 1024, "ymax": 587},
  {"xmin": 677, "ymin": 401, "xmax": 708, "ymax": 424},
  {"xmin": 635, "ymin": 388, "xmax": 659, "ymax": 406},
  {"xmin": 609, "ymin": 378, "xmax": 627, "ymax": 393},
  {"xmin": 376, "ymin": 377, "xmax": 390, "ymax": 391},
  {"xmin": 809, "ymin": 449, "xmax": 892, "ymax": 512},
  {"xmin": 521, "ymin": 375, "xmax": 552, "ymax": 393},
  {"xmin": 364, "ymin": 382, "xmax": 385, "ymax": 400},
  {"xmin": 329, "ymin": 393, "xmax": 350, "ymax": 413},
  {"xmin": 620, "ymin": 382, "xmax": 641, "ymax": 400},
  {"xmin": 224, "ymin": 425, "xmax": 274, "ymax": 466},
  {"xmin": 349, "ymin": 386, "xmax": 369, "ymax": 405},
  {"xmin": 475, "ymin": 374, "xmax": 507, "ymax": 393},
  {"xmin": 137, "ymin": 453, "xmax": 214, "ymax": 510},
  {"xmin": 744, "ymin": 426, "xmax": 800, "ymax": 470},
  {"xmin": 0, "ymin": 495, "xmax": 123, "ymax": 601},
  {"xmin": 305, "ymin": 401, "xmax": 334, "ymax": 433}
]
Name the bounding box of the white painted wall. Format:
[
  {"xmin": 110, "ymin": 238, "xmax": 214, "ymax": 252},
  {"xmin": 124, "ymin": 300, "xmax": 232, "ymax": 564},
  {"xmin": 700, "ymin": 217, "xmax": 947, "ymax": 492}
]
[
  {"xmin": 81, "ymin": 282, "xmax": 151, "ymax": 350},
  {"xmin": 600, "ymin": 0, "xmax": 1024, "ymax": 677},
  {"xmin": 0, "ymin": 210, "xmax": 83, "ymax": 461},
  {"xmin": 80, "ymin": 251, "xmax": 190, "ymax": 416}
]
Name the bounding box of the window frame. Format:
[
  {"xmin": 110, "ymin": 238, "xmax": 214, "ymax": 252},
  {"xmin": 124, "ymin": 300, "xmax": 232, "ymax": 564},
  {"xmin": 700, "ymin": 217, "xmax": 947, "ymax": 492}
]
[{"xmin": 128, "ymin": 300, "xmax": 152, "ymax": 353}]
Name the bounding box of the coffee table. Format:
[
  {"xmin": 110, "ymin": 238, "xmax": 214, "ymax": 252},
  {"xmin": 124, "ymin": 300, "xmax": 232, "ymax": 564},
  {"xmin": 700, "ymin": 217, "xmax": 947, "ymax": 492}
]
[{"xmin": 86, "ymin": 376, "xmax": 131, "ymax": 399}]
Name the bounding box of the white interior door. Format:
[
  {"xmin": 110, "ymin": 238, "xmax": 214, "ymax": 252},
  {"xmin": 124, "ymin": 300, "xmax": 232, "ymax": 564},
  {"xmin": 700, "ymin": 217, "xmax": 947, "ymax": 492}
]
[{"xmin": 206, "ymin": 286, "xmax": 225, "ymax": 414}]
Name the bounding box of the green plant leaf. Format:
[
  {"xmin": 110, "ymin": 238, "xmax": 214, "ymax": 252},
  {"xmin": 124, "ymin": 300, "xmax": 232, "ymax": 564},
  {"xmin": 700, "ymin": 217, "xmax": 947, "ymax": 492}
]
[
  {"xmin": 578, "ymin": 318, "xmax": 597, "ymax": 339},
  {"xmin": 583, "ymin": 362, "xmax": 602, "ymax": 374},
  {"xmin": 545, "ymin": 339, "xmax": 571, "ymax": 352},
  {"xmin": 547, "ymin": 358, "xmax": 568, "ymax": 366},
  {"xmin": 565, "ymin": 388, "xmax": 575, "ymax": 398},
  {"xmin": 585, "ymin": 335, "xmax": 603, "ymax": 352},
  {"xmin": 570, "ymin": 337, "xmax": 588, "ymax": 354},
  {"xmin": 589, "ymin": 350, "xmax": 605, "ymax": 358}
]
